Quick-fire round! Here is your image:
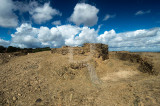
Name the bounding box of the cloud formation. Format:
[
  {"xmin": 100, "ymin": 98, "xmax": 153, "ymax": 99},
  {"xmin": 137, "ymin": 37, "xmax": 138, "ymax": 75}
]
[
  {"xmin": 1, "ymin": 23, "xmax": 157, "ymax": 51},
  {"xmin": 10, "ymin": 23, "xmax": 97, "ymax": 48},
  {"xmin": 11, "ymin": 24, "xmax": 40, "ymax": 48},
  {"xmin": 14, "ymin": 1, "xmax": 39, "ymax": 13},
  {"xmin": 0, "ymin": 39, "xmax": 10, "ymax": 47},
  {"xmin": 0, "ymin": 0, "xmax": 18, "ymax": 27},
  {"xmin": 29, "ymin": 3, "xmax": 61, "ymax": 24},
  {"xmin": 69, "ymin": 3, "xmax": 99, "ymax": 26},
  {"xmin": 0, "ymin": 0, "xmax": 62, "ymax": 27},
  {"xmin": 99, "ymin": 28, "xmax": 160, "ymax": 51},
  {"xmin": 52, "ymin": 20, "xmax": 61, "ymax": 26},
  {"xmin": 103, "ymin": 14, "xmax": 116, "ymax": 21},
  {"xmin": 135, "ymin": 10, "xmax": 151, "ymax": 16}
]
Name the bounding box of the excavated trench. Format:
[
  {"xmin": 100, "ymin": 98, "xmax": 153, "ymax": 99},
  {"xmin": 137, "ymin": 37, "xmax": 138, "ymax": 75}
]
[{"xmin": 112, "ymin": 52, "xmax": 157, "ymax": 75}]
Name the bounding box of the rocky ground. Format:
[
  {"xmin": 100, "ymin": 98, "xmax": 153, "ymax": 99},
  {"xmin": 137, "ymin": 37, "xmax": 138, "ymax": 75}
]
[{"xmin": 0, "ymin": 51, "xmax": 160, "ymax": 106}]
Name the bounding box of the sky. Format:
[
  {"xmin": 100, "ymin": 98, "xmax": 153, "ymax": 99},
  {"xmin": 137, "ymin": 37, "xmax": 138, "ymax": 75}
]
[{"xmin": 0, "ymin": 0, "xmax": 160, "ymax": 51}]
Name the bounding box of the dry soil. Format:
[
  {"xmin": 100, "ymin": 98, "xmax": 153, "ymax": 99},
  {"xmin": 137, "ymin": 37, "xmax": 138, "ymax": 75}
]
[{"xmin": 0, "ymin": 51, "xmax": 160, "ymax": 106}]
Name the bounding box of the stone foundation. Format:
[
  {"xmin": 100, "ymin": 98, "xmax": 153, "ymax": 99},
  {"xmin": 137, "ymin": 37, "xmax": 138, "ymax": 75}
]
[{"xmin": 51, "ymin": 43, "xmax": 109, "ymax": 60}]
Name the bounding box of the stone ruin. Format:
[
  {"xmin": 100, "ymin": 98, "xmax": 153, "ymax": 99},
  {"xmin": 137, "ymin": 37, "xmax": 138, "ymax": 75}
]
[{"xmin": 51, "ymin": 43, "xmax": 109, "ymax": 60}]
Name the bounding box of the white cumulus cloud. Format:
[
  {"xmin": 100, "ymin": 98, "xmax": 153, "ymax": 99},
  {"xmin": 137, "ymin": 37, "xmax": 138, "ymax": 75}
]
[
  {"xmin": 5, "ymin": 23, "xmax": 160, "ymax": 52},
  {"xmin": 0, "ymin": 39, "xmax": 10, "ymax": 47},
  {"xmin": 10, "ymin": 24, "xmax": 81, "ymax": 48},
  {"xmin": 29, "ymin": 2, "xmax": 61, "ymax": 24},
  {"xmin": 98, "ymin": 28, "xmax": 160, "ymax": 51},
  {"xmin": 11, "ymin": 23, "xmax": 40, "ymax": 48},
  {"xmin": 0, "ymin": 0, "xmax": 62, "ymax": 27},
  {"xmin": 0, "ymin": 0, "xmax": 18, "ymax": 28},
  {"xmin": 69, "ymin": 3, "xmax": 99, "ymax": 26},
  {"xmin": 9, "ymin": 23, "xmax": 98, "ymax": 48}
]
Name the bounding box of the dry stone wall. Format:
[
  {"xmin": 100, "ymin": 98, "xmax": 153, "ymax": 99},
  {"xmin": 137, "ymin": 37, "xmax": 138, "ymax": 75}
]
[{"xmin": 51, "ymin": 43, "xmax": 109, "ymax": 60}]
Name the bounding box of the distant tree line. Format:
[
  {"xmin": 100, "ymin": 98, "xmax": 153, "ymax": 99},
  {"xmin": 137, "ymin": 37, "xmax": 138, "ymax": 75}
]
[{"xmin": 0, "ymin": 45, "xmax": 51, "ymax": 53}]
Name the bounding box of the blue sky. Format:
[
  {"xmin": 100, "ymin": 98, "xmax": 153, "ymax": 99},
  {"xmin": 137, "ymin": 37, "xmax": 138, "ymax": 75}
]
[{"xmin": 0, "ymin": 0, "xmax": 160, "ymax": 51}]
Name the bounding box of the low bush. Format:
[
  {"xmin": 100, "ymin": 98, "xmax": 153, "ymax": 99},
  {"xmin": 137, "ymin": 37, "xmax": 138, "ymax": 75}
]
[{"xmin": 0, "ymin": 46, "xmax": 6, "ymax": 53}]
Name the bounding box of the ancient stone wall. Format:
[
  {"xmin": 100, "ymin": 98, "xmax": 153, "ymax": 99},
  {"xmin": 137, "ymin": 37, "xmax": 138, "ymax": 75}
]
[{"xmin": 51, "ymin": 43, "xmax": 109, "ymax": 60}]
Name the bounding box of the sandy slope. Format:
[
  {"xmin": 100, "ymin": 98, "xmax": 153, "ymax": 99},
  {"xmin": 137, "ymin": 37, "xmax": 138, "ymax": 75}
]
[{"xmin": 0, "ymin": 51, "xmax": 160, "ymax": 106}]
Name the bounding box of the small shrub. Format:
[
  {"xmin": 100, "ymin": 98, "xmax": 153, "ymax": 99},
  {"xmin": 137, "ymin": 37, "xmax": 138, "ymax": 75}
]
[
  {"xmin": 0, "ymin": 46, "xmax": 6, "ymax": 53},
  {"xmin": 6, "ymin": 46, "xmax": 20, "ymax": 53}
]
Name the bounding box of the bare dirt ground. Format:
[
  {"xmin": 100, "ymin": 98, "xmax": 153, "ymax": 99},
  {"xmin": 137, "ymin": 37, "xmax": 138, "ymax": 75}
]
[{"xmin": 0, "ymin": 51, "xmax": 160, "ymax": 106}]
